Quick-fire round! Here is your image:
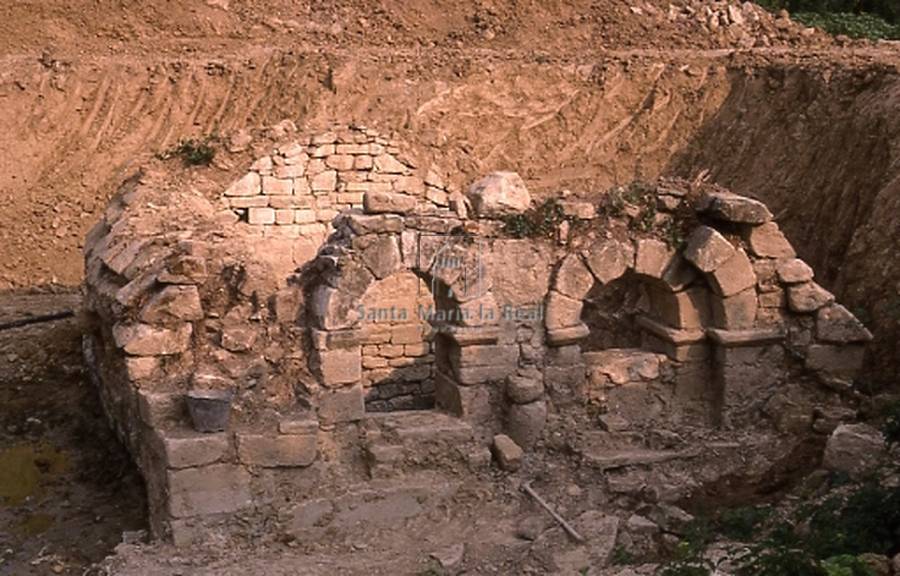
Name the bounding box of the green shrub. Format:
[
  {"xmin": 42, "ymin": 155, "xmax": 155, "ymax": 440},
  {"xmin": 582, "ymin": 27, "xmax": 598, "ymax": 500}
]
[
  {"xmin": 881, "ymin": 400, "xmax": 900, "ymax": 447},
  {"xmin": 792, "ymin": 11, "xmax": 900, "ymax": 39},
  {"xmin": 163, "ymin": 137, "xmax": 217, "ymax": 167},
  {"xmin": 501, "ymin": 198, "xmax": 568, "ymax": 239},
  {"xmin": 756, "ymin": 0, "xmax": 897, "ymax": 23},
  {"xmin": 804, "ymin": 483, "xmax": 900, "ymax": 558},
  {"xmin": 717, "ymin": 506, "xmax": 773, "ymax": 541},
  {"xmin": 821, "ymin": 555, "xmax": 876, "ymax": 576},
  {"xmin": 754, "ymin": 0, "xmax": 900, "ymax": 39},
  {"xmin": 735, "ymin": 525, "xmax": 824, "ymax": 576}
]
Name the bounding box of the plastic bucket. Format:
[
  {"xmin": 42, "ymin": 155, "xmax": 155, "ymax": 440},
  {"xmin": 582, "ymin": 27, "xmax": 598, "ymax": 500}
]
[{"xmin": 185, "ymin": 389, "xmax": 233, "ymax": 432}]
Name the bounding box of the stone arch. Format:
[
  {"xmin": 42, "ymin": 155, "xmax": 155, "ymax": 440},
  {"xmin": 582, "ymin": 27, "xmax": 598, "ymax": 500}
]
[
  {"xmin": 543, "ymin": 190, "xmax": 873, "ymax": 427},
  {"xmin": 307, "ymin": 208, "xmax": 507, "ymax": 425}
]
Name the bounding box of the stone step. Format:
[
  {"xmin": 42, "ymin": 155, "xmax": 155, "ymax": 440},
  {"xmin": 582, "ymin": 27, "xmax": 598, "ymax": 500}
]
[
  {"xmin": 286, "ymin": 472, "xmax": 459, "ymax": 538},
  {"xmin": 581, "ymin": 446, "xmax": 700, "ymax": 471},
  {"xmin": 363, "ymin": 410, "xmax": 489, "ymax": 478}
]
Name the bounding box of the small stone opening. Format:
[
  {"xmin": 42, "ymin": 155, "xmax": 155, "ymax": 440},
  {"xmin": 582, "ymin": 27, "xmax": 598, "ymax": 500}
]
[
  {"xmin": 359, "ymin": 271, "xmax": 440, "ymax": 412},
  {"xmin": 580, "ymin": 270, "xmax": 649, "ymax": 352}
]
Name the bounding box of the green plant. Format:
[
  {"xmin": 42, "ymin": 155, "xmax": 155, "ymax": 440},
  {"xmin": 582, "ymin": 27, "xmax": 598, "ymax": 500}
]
[
  {"xmin": 162, "ymin": 136, "xmax": 217, "ymax": 166},
  {"xmin": 881, "ymin": 400, "xmax": 900, "ymax": 448},
  {"xmin": 501, "ymin": 198, "xmax": 568, "ymax": 239},
  {"xmin": 754, "ymin": 0, "xmax": 899, "ymax": 39},
  {"xmin": 792, "ymin": 11, "xmax": 900, "ymax": 39},
  {"xmin": 755, "ymin": 0, "xmax": 897, "ymax": 24},
  {"xmin": 717, "ymin": 506, "xmax": 773, "ymax": 542},
  {"xmin": 735, "ymin": 525, "xmax": 823, "ymax": 576},
  {"xmin": 804, "ymin": 483, "xmax": 900, "ymax": 558},
  {"xmin": 612, "ymin": 545, "xmax": 634, "ymax": 566},
  {"xmin": 821, "ymin": 555, "xmax": 876, "ymax": 576},
  {"xmin": 657, "ymin": 518, "xmax": 716, "ymax": 576}
]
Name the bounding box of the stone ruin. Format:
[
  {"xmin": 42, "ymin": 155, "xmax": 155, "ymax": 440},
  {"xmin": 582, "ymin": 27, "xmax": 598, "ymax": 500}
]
[{"xmin": 81, "ymin": 124, "xmax": 873, "ymax": 544}]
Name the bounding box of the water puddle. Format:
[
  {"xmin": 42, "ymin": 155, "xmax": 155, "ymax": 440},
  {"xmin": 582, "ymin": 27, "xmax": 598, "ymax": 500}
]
[{"xmin": 0, "ymin": 442, "xmax": 69, "ymax": 507}]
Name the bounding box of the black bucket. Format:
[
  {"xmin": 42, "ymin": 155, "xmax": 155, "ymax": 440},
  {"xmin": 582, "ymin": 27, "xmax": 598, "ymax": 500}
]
[{"xmin": 185, "ymin": 389, "xmax": 233, "ymax": 433}]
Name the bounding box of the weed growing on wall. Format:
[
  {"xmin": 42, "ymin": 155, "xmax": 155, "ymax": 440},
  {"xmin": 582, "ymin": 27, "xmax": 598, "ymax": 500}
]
[{"xmin": 159, "ymin": 136, "xmax": 218, "ymax": 167}]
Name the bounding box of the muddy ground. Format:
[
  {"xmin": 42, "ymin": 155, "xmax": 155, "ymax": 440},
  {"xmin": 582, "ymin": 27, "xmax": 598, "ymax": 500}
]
[{"xmin": 0, "ymin": 291, "xmax": 146, "ymax": 576}]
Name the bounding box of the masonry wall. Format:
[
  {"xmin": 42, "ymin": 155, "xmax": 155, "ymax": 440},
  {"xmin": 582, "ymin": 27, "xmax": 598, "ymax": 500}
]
[
  {"xmin": 82, "ymin": 125, "xmax": 875, "ymax": 545},
  {"xmin": 358, "ymin": 272, "xmax": 436, "ymax": 411}
]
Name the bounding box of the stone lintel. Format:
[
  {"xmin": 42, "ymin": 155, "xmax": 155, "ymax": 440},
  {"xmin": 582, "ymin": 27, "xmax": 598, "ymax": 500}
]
[
  {"xmin": 546, "ymin": 323, "xmax": 590, "ymax": 346},
  {"xmin": 441, "ymin": 325, "xmax": 501, "ymax": 346},
  {"xmin": 636, "ymin": 315, "xmax": 705, "ymax": 345},
  {"xmin": 707, "ymin": 327, "xmax": 785, "ymax": 348}
]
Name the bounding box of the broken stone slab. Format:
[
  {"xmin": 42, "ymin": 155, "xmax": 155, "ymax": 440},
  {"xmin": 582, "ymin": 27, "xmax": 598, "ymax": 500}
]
[
  {"xmin": 553, "ymin": 253, "xmax": 594, "ymax": 300},
  {"xmin": 236, "ymin": 433, "xmax": 317, "ymax": 467},
  {"xmin": 491, "ymin": 434, "xmax": 524, "ymax": 471},
  {"xmin": 776, "ymin": 258, "xmax": 814, "ymax": 283},
  {"xmin": 363, "ymin": 191, "xmax": 417, "ymax": 214},
  {"xmin": 746, "ymin": 222, "xmax": 796, "ymax": 258},
  {"xmin": 699, "ymin": 191, "xmax": 773, "ymax": 224},
  {"xmin": 683, "ymin": 226, "xmax": 735, "ymax": 273},
  {"xmin": 581, "ymin": 447, "xmax": 698, "ymax": 471},
  {"xmin": 583, "ymin": 239, "xmax": 635, "ymax": 284},
  {"xmin": 823, "ymin": 423, "xmax": 886, "ymax": 479},
  {"xmin": 816, "ymin": 304, "xmax": 873, "ymax": 343},
  {"xmin": 467, "ymin": 171, "xmax": 532, "ymax": 217},
  {"xmin": 167, "ymin": 464, "xmax": 252, "ymax": 518},
  {"xmin": 707, "ymin": 327, "xmax": 785, "ymax": 347},
  {"xmin": 787, "ymin": 281, "xmax": 834, "ymax": 313},
  {"xmin": 707, "ymin": 248, "xmax": 757, "ymax": 297},
  {"xmin": 112, "ymin": 323, "xmax": 192, "ymax": 356},
  {"xmin": 140, "ymin": 285, "xmax": 204, "ymax": 323}
]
